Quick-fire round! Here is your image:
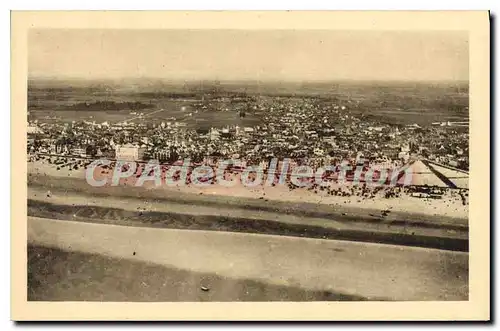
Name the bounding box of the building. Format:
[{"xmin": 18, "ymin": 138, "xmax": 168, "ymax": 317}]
[
  {"xmin": 221, "ymin": 128, "xmax": 231, "ymax": 138},
  {"xmin": 401, "ymin": 143, "xmax": 410, "ymax": 153},
  {"xmin": 27, "ymin": 125, "xmax": 43, "ymax": 135},
  {"xmin": 209, "ymin": 128, "xmax": 220, "ymax": 141},
  {"xmin": 115, "ymin": 143, "xmax": 147, "ymax": 161},
  {"xmin": 72, "ymin": 147, "xmax": 86, "ymax": 157},
  {"xmin": 398, "ymin": 151, "xmax": 410, "ymax": 162}
]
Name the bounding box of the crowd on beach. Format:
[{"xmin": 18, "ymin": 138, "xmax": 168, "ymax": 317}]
[{"xmin": 28, "ymin": 152, "xmax": 469, "ymax": 208}]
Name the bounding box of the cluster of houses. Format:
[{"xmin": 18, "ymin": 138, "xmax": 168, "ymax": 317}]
[{"xmin": 26, "ymin": 96, "xmax": 469, "ymax": 173}]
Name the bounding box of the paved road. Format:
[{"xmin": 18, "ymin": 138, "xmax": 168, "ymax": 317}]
[{"xmin": 28, "ymin": 217, "xmax": 468, "ymax": 301}]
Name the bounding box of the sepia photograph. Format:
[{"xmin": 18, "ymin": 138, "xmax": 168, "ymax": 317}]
[{"xmin": 11, "ymin": 11, "xmax": 490, "ymax": 320}]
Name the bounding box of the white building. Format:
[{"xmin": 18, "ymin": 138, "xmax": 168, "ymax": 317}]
[
  {"xmin": 243, "ymin": 127, "xmax": 254, "ymax": 133},
  {"xmin": 115, "ymin": 144, "xmax": 147, "ymax": 161},
  {"xmin": 209, "ymin": 128, "xmax": 220, "ymax": 141},
  {"xmin": 27, "ymin": 125, "xmax": 43, "ymax": 134},
  {"xmin": 72, "ymin": 147, "xmax": 86, "ymax": 157},
  {"xmin": 398, "ymin": 151, "xmax": 410, "ymax": 162}
]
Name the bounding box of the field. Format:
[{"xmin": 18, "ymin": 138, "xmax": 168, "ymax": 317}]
[{"xmin": 28, "ymin": 79, "xmax": 469, "ymax": 127}]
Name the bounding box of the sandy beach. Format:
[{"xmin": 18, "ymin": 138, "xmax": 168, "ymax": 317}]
[
  {"xmin": 28, "ymin": 157, "xmax": 469, "ymax": 220},
  {"xmin": 28, "ymin": 244, "xmax": 367, "ymax": 302},
  {"xmin": 28, "ymin": 217, "xmax": 468, "ymax": 301}
]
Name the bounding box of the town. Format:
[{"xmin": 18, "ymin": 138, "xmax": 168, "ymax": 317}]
[{"xmin": 27, "ymin": 95, "xmax": 469, "ymax": 172}]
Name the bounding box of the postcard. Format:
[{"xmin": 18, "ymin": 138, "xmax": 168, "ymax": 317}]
[{"xmin": 11, "ymin": 10, "xmax": 490, "ymax": 321}]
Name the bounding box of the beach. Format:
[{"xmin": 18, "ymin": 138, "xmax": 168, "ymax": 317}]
[
  {"xmin": 28, "ymin": 157, "xmax": 469, "ymax": 220},
  {"xmin": 28, "ymin": 217, "xmax": 468, "ymax": 301}
]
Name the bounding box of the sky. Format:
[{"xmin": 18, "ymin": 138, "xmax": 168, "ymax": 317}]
[{"xmin": 28, "ymin": 29, "xmax": 469, "ymax": 82}]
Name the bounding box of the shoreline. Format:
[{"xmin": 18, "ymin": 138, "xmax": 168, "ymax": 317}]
[
  {"xmin": 28, "ymin": 158, "xmax": 469, "ymax": 221},
  {"xmin": 27, "ymin": 187, "xmax": 469, "ymax": 251}
]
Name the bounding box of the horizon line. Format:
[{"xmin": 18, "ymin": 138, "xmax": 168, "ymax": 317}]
[{"xmin": 28, "ymin": 75, "xmax": 470, "ymax": 85}]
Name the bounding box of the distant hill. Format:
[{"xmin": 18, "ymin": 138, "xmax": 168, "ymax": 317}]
[{"xmin": 28, "ymin": 78, "xmax": 469, "ymax": 96}]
